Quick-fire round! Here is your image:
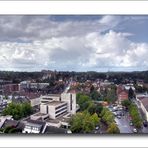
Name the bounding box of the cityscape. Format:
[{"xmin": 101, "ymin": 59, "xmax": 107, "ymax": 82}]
[{"xmin": 0, "ymin": 15, "xmax": 148, "ymax": 134}]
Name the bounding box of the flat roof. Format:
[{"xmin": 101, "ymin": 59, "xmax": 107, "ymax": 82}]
[
  {"xmin": 32, "ymin": 112, "xmax": 47, "ymax": 117},
  {"xmin": 44, "ymin": 94, "xmax": 61, "ymax": 97},
  {"xmin": 45, "ymin": 119, "xmax": 60, "ymax": 123},
  {"xmin": 46, "ymin": 101, "xmax": 66, "ymax": 106}
]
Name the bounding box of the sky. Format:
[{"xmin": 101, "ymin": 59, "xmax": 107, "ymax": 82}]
[{"xmin": 0, "ymin": 15, "xmax": 148, "ymax": 72}]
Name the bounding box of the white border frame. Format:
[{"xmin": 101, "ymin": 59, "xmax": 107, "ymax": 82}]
[{"xmin": 0, "ymin": 1, "xmax": 148, "ymax": 147}]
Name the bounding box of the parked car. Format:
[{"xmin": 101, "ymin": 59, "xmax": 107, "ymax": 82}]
[
  {"xmin": 117, "ymin": 111, "xmax": 124, "ymax": 116},
  {"xmin": 113, "ymin": 112, "xmax": 117, "ymax": 116},
  {"xmin": 113, "ymin": 107, "xmax": 118, "ymax": 111},
  {"xmin": 117, "ymin": 115, "xmax": 121, "ymax": 119},
  {"xmin": 133, "ymin": 128, "xmax": 137, "ymax": 133},
  {"xmin": 143, "ymin": 121, "xmax": 148, "ymax": 127},
  {"xmin": 129, "ymin": 121, "xmax": 133, "ymax": 126},
  {"xmin": 95, "ymin": 126, "xmax": 99, "ymax": 130}
]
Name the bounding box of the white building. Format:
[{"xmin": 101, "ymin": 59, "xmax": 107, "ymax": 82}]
[
  {"xmin": 136, "ymin": 93, "xmax": 148, "ymax": 121},
  {"xmin": 22, "ymin": 120, "xmax": 46, "ymax": 134},
  {"xmin": 61, "ymin": 92, "xmax": 76, "ymax": 114},
  {"xmin": 40, "ymin": 101, "xmax": 68, "ymax": 119},
  {"xmin": 30, "ymin": 97, "xmax": 40, "ymax": 107}
]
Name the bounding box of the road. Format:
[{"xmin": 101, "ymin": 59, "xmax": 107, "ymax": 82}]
[{"xmin": 115, "ymin": 112, "xmax": 133, "ymax": 134}]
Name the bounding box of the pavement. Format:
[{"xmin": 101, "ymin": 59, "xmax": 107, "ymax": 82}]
[{"xmin": 132, "ymin": 99, "xmax": 148, "ymax": 133}]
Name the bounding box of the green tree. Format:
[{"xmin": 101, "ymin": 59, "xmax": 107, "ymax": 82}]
[
  {"xmin": 107, "ymin": 123, "xmax": 120, "ymax": 134},
  {"xmin": 121, "ymin": 100, "xmax": 131, "ymax": 108},
  {"xmin": 70, "ymin": 111, "xmax": 100, "ymax": 133},
  {"xmin": 90, "ymin": 90, "xmax": 100, "ymax": 101},
  {"xmin": 129, "ymin": 104, "xmax": 142, "ymax": 128},
  {"xmin": 3, "ymin": 102, "xmax": 32, "ymax": 120},
  {"xmin": 128, "ymin": 87, "xmax": 134, "ymax": 100},
  {"xmin": 100, "ymin": 108, "xmax": 114, "ymax": 125},
  {"xmin": 91, "ymin": 113, "xmax": 100, "ymax": 126}
]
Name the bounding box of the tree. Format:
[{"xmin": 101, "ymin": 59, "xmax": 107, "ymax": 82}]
[
  {"xmin": 70, "ymin": 111, "xmax": 100, "ymax": 133},
  {"xmin": 90, "ymin": 85, "xmax": 95, "ymax": 93},
  {"xmin": 95, "ymin": 104, "xmax": 103, "ymax": 116},
  {"xmin": 128, "ymin": 87, "xmax": 134, "ymax": 100},
  {"xmin": 103, "ymin": 87, "xmax": 117, "ymax": 103},
  {"xmin": 90, "ymin": 90, "xmax": 100, "ymax": 101},
  {"xmin": 121, "ymin": 100, "xmax": 131, "ymax": 108},
  {"xmin": 129, "ymin": 104, "xmax": 142, "ymax": 128},
  {"xmin": 3, "ymin": 102, "xmax": 32, "ymax": 120},
  {"xmin": 107, "ymin": 123, "xmax": 120, "ymax": 134},
  {"xmin": 76, "ymin": 93, "xmax": 93, "ymax": 111},
  {"xmin": 100, "ymin": 108, "xmax": 114, "ymax": 125},
  {"xmin": 91, "ymin": 113, "xmax": 100, "ymax": 126}
]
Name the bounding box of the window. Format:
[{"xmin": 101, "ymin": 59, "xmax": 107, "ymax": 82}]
[
  {"xmin": 70, "ymin": 94, "xmax": 72, "ymax": 110},
  {"xmin": 47, "ymin": 105, "xmax": 48, "ymax": 114},
  {"xmin": 55, "ymin": 107, "xmax": 67, "ymax": 114},
  {"xmin": 55, "ymin": 110, "xmax": 67, "ymax": 118},
  {"xmin": 55, "ymin": 103, "xmax": 67, "ymax": 110}
]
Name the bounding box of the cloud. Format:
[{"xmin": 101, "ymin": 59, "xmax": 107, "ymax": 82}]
[
  {"xmin": 0, "ymin": 29, "xmax": 148, "ymax": 72},
  {"xmin": 0, "ymin": 15, "xmax": 148, "ymax": 72}
]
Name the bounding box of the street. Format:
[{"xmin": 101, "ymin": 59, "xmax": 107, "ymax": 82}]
[{"xmin": 115, "ymin": 112, "xmax": 133, "ymax": 134}]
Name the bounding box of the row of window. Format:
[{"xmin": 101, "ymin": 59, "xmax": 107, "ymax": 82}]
[
  {"xmin": 55, "ymin": 110, "xmax": 67, "ymax": 118},
  {"xmin": 25, "ymin": 126, "xmax": 39, "ymax": 131},
  {"xmin": 55, "ymin": 103, "xmax": 67, "ymax": 110},
  {"xmin": 55, "ymin": 106, "xmax": 67, "ymax": 114}
]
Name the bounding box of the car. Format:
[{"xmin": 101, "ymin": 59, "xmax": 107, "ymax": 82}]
[
  {"xmin": 95, "ymin": 126, "xmax": 99, "ymax": 130},
  {"xmin": 129, "ymin": 121, "xmax": 133, "ymax": 126},
  {"xmin": 113, "ymin": 107, "xmax": 118, "ymax": 111},
  {"xmin": 133, "ymin": 128, "xmax": 137, "ymax": 133},
  {"xmin": 143, "ymin": 121, "xmax": 148, "ymax": 127},
  {"xmin": 117, "ymin": 111, "xmax": 124, "ymax": 116},
  {"xmin": 117, "ymin": 115, "xmax": 121, "ymax": 119},
  {"xmin": 113, "ymin": 112, "xmax": 117, "ymax": 116}
]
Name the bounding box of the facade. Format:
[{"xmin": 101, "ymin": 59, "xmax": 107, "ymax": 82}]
[
  {"xmin": 140, "ymin": 99, "xmax": 148, "ymax": 121},
  {"xmin": 22, "ymin": 120, "xmax": 46, "ymax": 134},
  {"xmin": 3, "ymin": 84, "xmax": 20, "ymax": 94},
  {"xmin": 39, "ymin": 92, "xmax": 76, "ymax": 119},
  {"xmin": 61, "ymin": 92, "xmax": 76, "ymax": 114},
  {"xmin": 136, "ymin": 94, "xmax": 148, "ymax": 121},
  {"xmin": 30, "ymin": 97, "xmax": 40, "ymax": 107},
  {"xmin": 117, "ymin": 91, "xmax": 128, "ymax": 104},
  {"xmin": 40, "ymin": 101, "xmax": 68, "ymax": 119}
]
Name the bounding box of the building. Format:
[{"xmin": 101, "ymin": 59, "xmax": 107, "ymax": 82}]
[
  {"xmin": 136, "ymin": 94, "xmax": 148, "ymax": 121},
  {"xmin": 29, "ymin": 91, "xmax": 77, "ymax": 128},
  {"xmin": 123, "ymin": 84, "xmax": 135, "ymax": 92},
  {"xmin": 0, "ymin": 115, "xmax": 13, "ymax": 128},
  {"xmin": 44, "ymin": 126, "xmax": 68, "ymax": 134},
  {"xmin": 117, "ymin": 91, "xmax": 128, "ymax": 104},
  {"xmin": 39, "ymin": 92, "xmax": 76, "ymax": 119},
  {"xmin": 22, "ymin": 120, "xmax": 46, "ymax": 134},
  {"xmin": 30, "ymin": 97, "xmax": 40, "ymax": 107},
  {"xmin": 19, "ymin": 81, "xmax": 49, "ymax": 91},
  {"xmin": 61, "ymin": 92, "xmax": 76, "ymax": 114},
  {"xmin": 3, "ymin": 84, "xmax": 20, "ymax": 94},
  {"xmin": 40, "ymin": 101, "xmax": 68, "ymax": 119}
]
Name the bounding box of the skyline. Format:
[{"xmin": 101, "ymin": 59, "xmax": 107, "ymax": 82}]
[{"xmin": 0, "ymin": 15, "xmax": 148, "ymax": 72}]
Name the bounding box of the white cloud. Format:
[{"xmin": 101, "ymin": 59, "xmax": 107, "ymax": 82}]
[
  {"xmin": 0, "ymin": 29, "xmax": 148, "ymax": 72},
  {"xmin": 0, "ymin": 15, "xmax": 148, "ymax": 72}
]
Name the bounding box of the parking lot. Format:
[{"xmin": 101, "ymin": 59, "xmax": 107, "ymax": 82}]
[{"xmin": 108, "ymin": 104, "xmax": 148, "ymax": 134}]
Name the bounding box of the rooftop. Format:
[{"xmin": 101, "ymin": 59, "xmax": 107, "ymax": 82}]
[
  {"xmin": 46, "ymin": 101, "xmax": 66, "ymax": 106},
  {"xmin": 44, "ymin": 126, "xmax": 67, "ymax": 134},
  {"xmin": 1, "ymin": 119, "xmax": 18, "ymax": 128},
  {"xmin": 25, "ymin": 119, "xmax": 46, "ymax": 128},
  {"xmin": 44, "ymin": 94, "xmax": 61, "ymax": 97},
  {"xmin": 140, "ymin": 98, "xmax": 148, "ymax": 112}
]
